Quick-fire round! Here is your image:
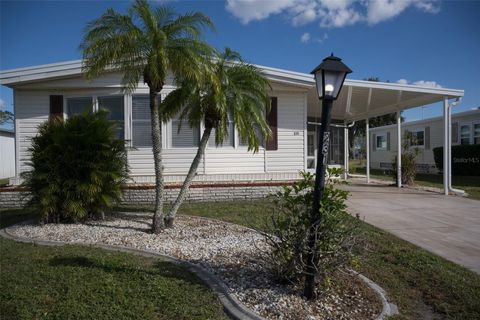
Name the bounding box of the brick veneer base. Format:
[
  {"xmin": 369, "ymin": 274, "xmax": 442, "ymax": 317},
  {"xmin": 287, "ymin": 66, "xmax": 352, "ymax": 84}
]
[{"xmin": 0, "ymin": 181, "xmax": 293, "ymax": 209}]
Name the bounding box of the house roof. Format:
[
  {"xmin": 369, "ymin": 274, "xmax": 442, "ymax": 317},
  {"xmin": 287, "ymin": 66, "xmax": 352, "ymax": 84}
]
[
  {"xmin": 369, "ymin": 108, "xmax": 480, "ymax": 132},
  {"xmin": 0, "ymin": 59, "xmax": 465, "ymax": 121}
]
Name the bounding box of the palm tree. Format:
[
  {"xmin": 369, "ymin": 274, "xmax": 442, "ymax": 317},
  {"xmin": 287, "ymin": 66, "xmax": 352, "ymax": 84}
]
[
  {"xmin": 161, "ymin": 48, "xmax": 271, "ymax": 227},
  {"xmin": 80, "ymin": 0, "xmax": 215, "ymax": 233}
]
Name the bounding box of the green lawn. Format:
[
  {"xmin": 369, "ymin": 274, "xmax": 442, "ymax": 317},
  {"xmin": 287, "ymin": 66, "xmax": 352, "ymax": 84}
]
[
  {"xmin": 3, "ymin": 200, "xmax": 480, "ymax": 320},
  {"xmin": 349, "ymin": 161, "xmax": 480, "ymax": 200},
  {"xmin": 0, "ymin": 209, "xmax": 227, "ymax": 320}
]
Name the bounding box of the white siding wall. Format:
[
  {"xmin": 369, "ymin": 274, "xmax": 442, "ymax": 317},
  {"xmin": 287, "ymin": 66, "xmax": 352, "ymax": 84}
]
[
  {"xmin": 266, "ymin": 93, "xmax": 306, "ymax": 172},
  {"xmin": 15, "ymin": 90, "xmax": 51, "ymax": 175},
  {"xmin": 0, "ymin": 133, "xmax": 15, "ymax": 179},
  {"xmin": 12, "ymin": 82, "xmax": 308, "ymax": 184}
]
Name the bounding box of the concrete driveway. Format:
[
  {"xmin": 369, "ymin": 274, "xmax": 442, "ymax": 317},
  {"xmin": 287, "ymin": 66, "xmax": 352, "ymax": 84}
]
[{"xmin": 344, "ymin": 181, "xmax": 480, "ymax": 274}]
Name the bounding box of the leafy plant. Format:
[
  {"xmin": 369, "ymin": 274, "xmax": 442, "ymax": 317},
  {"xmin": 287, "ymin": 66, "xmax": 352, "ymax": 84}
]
[
  {"xmin": 81, "ymin": 0, "xmax": 215, "ymax": 233},
  {"xmin": 160, "ymin": 48, "xmax": 271, "ymax": 227},
  {"xmin": 21, "ymin": 111, "xmax": 128, "ymax": 223},
  {"xmin": 393, "ymin": 131, "xmax": 420, "ymax": 185},
  {"xmin": 263, "ymin": 169, "xmax": 361, "ymax": 295}
]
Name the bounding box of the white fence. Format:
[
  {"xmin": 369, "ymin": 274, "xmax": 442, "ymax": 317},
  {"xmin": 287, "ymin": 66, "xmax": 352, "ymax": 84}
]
[{"xmin": 0, "ymin": 132, "xmax": 15, "ymax": 179}]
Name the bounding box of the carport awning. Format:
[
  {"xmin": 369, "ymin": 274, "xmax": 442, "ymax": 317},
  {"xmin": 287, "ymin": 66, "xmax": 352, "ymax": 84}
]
[{"xmin": 309, "ymin": 79, "xmax": 464, "ymax": 121}]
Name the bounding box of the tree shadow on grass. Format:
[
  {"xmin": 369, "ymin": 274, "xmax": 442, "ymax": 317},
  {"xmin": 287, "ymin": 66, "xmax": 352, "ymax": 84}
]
[{"xmin": 48, "ymin": 255, "xmax": 206, "ymax": 286}]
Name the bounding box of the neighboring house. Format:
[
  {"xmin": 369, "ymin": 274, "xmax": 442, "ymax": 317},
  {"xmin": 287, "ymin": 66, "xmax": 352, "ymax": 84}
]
[
  {"xmin": 0, "ymin": 60, "xmax": 464, "ymax": 197},
  {"xmin": 369, "ymin": 108, "xmax": 480, "ymax": 173},
  {"xmin": 0, "ymin": 128, "xmax": 15, "ymax": 179}
]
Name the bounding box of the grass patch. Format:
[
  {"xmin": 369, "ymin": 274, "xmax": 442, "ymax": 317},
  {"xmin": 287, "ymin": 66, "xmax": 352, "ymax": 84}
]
[
  {"xmin": 350, "ymin": 164, "xmax": 480, "ymax": 200},
  {"xmin": 0, "ymin": 209, "xmax": 227, "ymax": 320}
]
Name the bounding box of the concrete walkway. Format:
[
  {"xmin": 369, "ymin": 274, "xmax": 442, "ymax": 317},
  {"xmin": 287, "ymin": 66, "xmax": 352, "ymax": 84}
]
[{"xmin": 344, "ymin": 181, "xmax": 480, "ymax": 274}]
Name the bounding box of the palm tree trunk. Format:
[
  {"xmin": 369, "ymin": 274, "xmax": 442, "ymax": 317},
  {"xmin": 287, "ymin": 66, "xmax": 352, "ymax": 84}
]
[
  {"xmin": 164, "ymin": 126, "xmax": 212, "ymax": 228},
  {"xmin": 150, "ymin": 90, "xmax": 165, "ymax": 233}
]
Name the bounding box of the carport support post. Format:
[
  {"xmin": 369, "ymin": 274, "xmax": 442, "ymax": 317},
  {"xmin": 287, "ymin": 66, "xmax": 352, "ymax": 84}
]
[
  {"xmin": 443, "ymin": 98, "xmax": 449, "ymax": 195},
  {"xmin": 344, "ymin": 122, "xmax": 349, "ymax": 179},
  {"xmin": 396, "ymin": 111, "xmax": 402, "ymax": 188},
  {"xmin": 366, "ymin": 118, "xmax": 370, "ymax": 183}
]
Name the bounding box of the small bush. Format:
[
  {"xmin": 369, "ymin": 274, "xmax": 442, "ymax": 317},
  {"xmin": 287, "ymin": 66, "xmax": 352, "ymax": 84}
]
[
  {"xmin": 22, "ymin": 110, "xmax": 129, "ymax": 223},
  {"xmin": 263, "ymin": 170, "xmax": 361, "ymax": 292},
  {"xmin": 433, "ymin": 145, "xmax": 480, "ymax": 176},
  {"xmin": 392, "ymin": 131, "xmax": 420, "ymax": 185}
]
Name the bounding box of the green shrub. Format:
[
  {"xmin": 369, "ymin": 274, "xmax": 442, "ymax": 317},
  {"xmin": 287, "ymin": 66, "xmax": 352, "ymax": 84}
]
[
  {"xmin": 22, "ymin": 110, "xmax": 129, "ymax": 223},
  {"xmin": 433, "ymin": 145, "xmax": 480, "ymax": 176},
  {"xmin": 263, "ymin": 170, "xmax": 361, "ymax": 292},
  {"xmin": 392, "ymin": 131, "xmax": 419, "ymax": 185}
]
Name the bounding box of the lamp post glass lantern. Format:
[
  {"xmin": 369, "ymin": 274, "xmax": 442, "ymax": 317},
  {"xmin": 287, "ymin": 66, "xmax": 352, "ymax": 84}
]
[{"xmin": 304, "ymin": 54, "xmax": 352, "ymax": 300}]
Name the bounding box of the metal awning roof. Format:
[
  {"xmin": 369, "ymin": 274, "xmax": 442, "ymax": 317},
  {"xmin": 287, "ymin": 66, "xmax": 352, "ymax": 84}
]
[{"xmin": 0, "ymin": 59, "xmax": 464, "ymax": 121}]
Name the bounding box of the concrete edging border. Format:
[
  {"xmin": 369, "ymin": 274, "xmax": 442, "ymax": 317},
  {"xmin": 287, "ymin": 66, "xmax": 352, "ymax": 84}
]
[{"xmin": 1, "ymin": 223, "xmax": 398, "ymax": 320}]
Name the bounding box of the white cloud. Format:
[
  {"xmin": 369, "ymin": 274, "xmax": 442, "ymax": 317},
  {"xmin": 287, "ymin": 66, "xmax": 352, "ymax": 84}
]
[
  {"xmin": 225, "ymin": 0, "xmax": 440, "ymax": 28},
  {"xmin": 225, "ymin": 0, "xmax": 295, "ymax": 24},
  {"xmin": 300, "ymin": 32, "xmax": 311, "ymax": 43},
  {"xmin": 0, "ymin": 98, "xmax": 5, "ymax": 110},
  {"xmin": 396, "ymin": 79, "xmax": 442, "ymax": 88},
  {"xmin": 412, "ymin": 80, "xmax": 442, "ymax": 88}
]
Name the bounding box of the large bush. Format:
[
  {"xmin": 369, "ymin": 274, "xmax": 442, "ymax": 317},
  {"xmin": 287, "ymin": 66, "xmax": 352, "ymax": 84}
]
[
  {"xmin": 433, "ymin": 145, "xmax": 480, "ymax": 176},
  {"xmin": 263, "ymin": 170, "xmax": 361, "ymax": 293},
  {"xmin": 22, "ymin": 110, "xmax": 128, "ymax": 223}
]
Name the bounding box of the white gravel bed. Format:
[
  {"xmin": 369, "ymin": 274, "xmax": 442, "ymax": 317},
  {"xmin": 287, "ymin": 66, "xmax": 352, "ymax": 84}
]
[{"xmin": 8, "ymin": 213, "xmax": 380, "ymax": 319}]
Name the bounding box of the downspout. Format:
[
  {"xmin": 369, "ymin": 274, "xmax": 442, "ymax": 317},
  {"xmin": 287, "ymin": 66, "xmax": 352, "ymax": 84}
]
[{"xmin": 447, "ymin": 97, "xmax": 465, "ymax": 195}]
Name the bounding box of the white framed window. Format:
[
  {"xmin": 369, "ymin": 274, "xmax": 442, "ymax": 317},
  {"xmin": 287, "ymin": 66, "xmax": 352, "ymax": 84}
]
[
  {"xmin": 66, "ymin": 97, "xmax": 94, "ymax": 118},
  {"xmin": 474, "ymin": 122, "xmax": 480, "ymax": 145},
  {"xmin": 460, "ymin": 124, "xmax": 471, "ymax": 145},
  {"xmin": 98, "ymin": 95, "xmax": 125, "ymax": 139},
  {"xmin": 238, "ymin": 126, "xmax": 264, "ymax": 148},
  {"xmin": 410, "ymin": 129, "xmax": 425, "ymax": 147},
  {"xmin": 376, "ymin": 133, "xmax": 387, "ymax": 150},
  {"xmin": 131, "ymin": 95, "xmax": 152, "ymax": 148},
  {"xmin": 208, "ymin": 113, "xmax": 234, "ymax": 148},
  {"xmin": 170, "ymin": 114, "xmax": 200, "ymax": 148}
]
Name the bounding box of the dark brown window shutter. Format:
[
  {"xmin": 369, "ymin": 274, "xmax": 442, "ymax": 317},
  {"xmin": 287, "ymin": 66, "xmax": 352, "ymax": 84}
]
[
  {"xmin": 266, "ymin": 97, "xmax": 278, "ymax": 151},
  {"xmin": 50, "ymin": 95, "xmax": 64, "ymax": 120}
]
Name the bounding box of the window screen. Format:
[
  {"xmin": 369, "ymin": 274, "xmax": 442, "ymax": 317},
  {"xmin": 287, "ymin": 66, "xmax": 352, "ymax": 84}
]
[
  {"xmin": 132, "ymin": 95, "xmax": 152, "ymax": 147},
  {"xmin": 239, "ymin": 126, "xmax": 264, "ymax": 148},
  {"xmin": 460, "ymin": 125, "xmax": 471, "ymax": 145},
  {"xmin": 376, "ymin": 135, "xmax": 387, "ymax": 149},
  {"xmin": 208, "ymin": 114, "xmax": 234, "ymax": 148},
  {"xmin": 98, "ymin": 96, "xmax": 124, "ymax": 139},
  {"xmin": 474, "ymin": 124, "xmax": 480, "ymax": 145},
  {"xmin": 171, "ymin": 115, "xmax": 199, "ymax": 148},
  {"xmin": 411, "ymin": 130, "xmax": 425, "ymax": 146},
  {"xmin": 66, "ymin": 97, "xmax": 92, "ymax": 118}
]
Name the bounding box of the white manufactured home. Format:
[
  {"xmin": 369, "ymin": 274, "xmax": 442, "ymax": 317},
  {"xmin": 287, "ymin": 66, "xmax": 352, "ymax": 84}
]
[
  {"xmin": 0, "ymin": 60, "xmax": 465, "ymax": 199},
  {"xmin": 369, "ymin": 109, "xmax": 480, "ymax": 173}
]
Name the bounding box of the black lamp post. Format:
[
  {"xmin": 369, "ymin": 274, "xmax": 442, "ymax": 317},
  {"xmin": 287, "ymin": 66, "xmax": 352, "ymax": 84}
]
[{"xmin": 304, "ymin": 54, "xmax": 352, "ymax": 300}]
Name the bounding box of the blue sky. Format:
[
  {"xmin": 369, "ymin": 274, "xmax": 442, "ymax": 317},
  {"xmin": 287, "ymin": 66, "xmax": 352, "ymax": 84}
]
[{"xmin": 1, "ymin": 0, "xmax": 479, "ymax": 130}]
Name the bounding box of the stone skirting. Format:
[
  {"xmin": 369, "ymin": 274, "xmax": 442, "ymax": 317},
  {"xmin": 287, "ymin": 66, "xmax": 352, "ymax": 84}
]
[{"xmin": 0, "ymin": 181, "xmax": 293, "ymax": 209}]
